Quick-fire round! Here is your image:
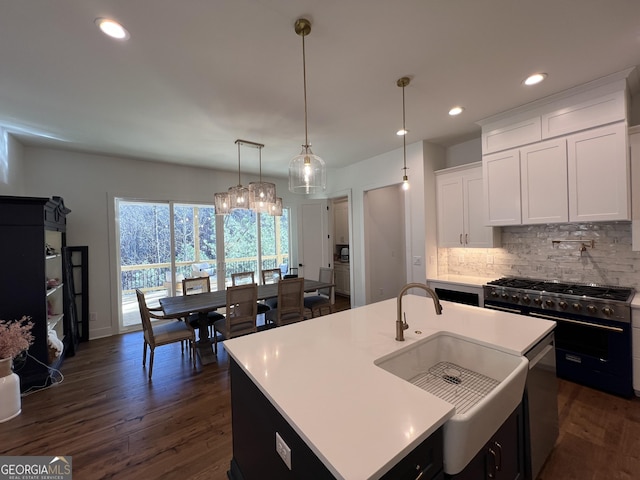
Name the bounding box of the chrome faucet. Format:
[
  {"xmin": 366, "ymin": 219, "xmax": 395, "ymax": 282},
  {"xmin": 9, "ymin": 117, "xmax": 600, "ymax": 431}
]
[{"xmin": 396, "ymin": 282, "xmax": 443, "ymax": 341}]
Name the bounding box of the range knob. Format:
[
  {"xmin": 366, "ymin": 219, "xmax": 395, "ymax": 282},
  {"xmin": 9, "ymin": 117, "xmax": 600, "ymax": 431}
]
[
  {"xmin": 587, "ymin": 305, "xmax": 597, "ymax": 314},
  {"xmin": 572, "ymin": 303, "xmax": 581, "ymax": 312},
  {"xmin": 602, "ymin": 307, "xmax": 614, "ymax": 317},
  {"xmin": 522, "ymin": 296, "xmax": 531, "ymax": 305},
  {"xmin": 491, "ymin": 291, "xmax": 499, "ymax": 298},
  {"xmin": 533, "ymin": 298, "xmax": 542, "ymax": 305},
  {"xmin": 501, "ymin": 293, "xmax": 509, "ymax": 300},
  {"xmin": 545, "ymin": 299, "xmax": 554, "ymax": 308},
  {"xmin": 511, "ymin": 295, "xmax": 520, "ymax": 302},
  {"xmin": 559, "ymin": 301, "xmax": 568, "ymax": 310}
]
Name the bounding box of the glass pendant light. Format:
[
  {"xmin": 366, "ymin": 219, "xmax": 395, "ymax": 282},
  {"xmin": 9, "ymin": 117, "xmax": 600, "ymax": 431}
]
[
  {"xmin": 397, "ymin": 76, "xmax": 410, "ymax": 191},
  {"xmin": 248, "ymin": 141, "xmax": 277, "ymax": 214},
  {"xmin": 228, "ymin": 140, "xmax": 250, "ymax": 210},
  {"xmin": 289, "ymin": 18, "xmax": 327, "ymax": 194},
  {"xmin": 270, "ymin": 197, "xmax": 283, "ymax": 216},
  {"xmin": 214, "ymin": 191, "xmax": 230, "ymax": 215}
]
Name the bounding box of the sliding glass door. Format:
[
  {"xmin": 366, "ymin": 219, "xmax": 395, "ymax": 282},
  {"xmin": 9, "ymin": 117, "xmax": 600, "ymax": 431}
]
[{"xmin": 116, "ymin": 198, "xmax": 289, "ymax": 331}]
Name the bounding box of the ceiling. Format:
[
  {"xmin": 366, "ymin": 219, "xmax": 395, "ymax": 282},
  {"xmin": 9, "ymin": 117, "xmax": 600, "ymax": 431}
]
[{"xmin": 1, "ymin": 1, "xmax": 640, "ymax": 178}]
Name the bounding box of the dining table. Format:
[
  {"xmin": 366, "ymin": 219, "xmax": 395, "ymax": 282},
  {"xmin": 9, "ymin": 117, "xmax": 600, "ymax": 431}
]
[{"xmin": 159, "ymin": 278, "xmax": 335, "ymax": 365}]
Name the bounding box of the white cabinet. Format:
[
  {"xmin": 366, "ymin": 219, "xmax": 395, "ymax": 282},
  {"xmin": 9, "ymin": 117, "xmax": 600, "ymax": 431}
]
[
  {"xmin": 436, "ymin": 163, "xmax": 500, "ymax": 247},
  {"xmin": 334, "ymin": 201, "xmax": 349, "ymax": 244},
  {"xmin": 483, "ymin": 123, "xmax": 629, "ymax": 226},
  {"xmin": 483, "ymin": 150, "xmax": 522, "ymax": 226},
  {"xmin": 335, "ymin": 263, "xmax": 350, "ymax": 295},
  {"xmin": 567, "ymin": 122, "xmax": 630, "ymax": 222},
  {"xmin": 520, "ymin": 139, "xmax": 568, "ymax": 224},
  {"xmin": 630, "ymin": 126, "xmax": 640, "ymax": 251}
]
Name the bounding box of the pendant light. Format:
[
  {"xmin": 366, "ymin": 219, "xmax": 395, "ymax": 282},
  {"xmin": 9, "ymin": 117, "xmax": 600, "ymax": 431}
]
[
  {"xmin": 289, "ymin": 18, "xmax": 327, "ymax": 194},
  {"xmin": 247, "ymin": 140, "xmax": 277, "ymax": 214},
  {"xmin": 397, "ymin": 76, "xmax": 410, "ymax": 191}
]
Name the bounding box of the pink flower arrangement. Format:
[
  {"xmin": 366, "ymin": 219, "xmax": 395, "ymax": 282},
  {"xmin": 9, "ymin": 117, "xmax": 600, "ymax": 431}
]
[{"xmin": 0, "ymin": 316, "xmax": 34, "ymax": 359}]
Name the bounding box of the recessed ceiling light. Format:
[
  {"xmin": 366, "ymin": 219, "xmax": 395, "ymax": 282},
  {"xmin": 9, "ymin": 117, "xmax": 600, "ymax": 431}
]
[
  {"xmin": 448, "ymin": 106, "xmax": 464, "ymax": 116},
  {"xmin": 396, "ymin": 129, "xmax": 409, "ymax": 136},
  {"xmin": 95, "ymin": 18, "xmax": 130, "ymax": 40},
  {"xmin": 523, "ymin": 73, "xmax": 547, "ymax": 86}
]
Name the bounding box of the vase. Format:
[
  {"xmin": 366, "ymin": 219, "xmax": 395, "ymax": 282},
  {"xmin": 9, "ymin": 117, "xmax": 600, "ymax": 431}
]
[{"xmin": 0, "ymin": 356, "xmax": 21, "ymax": 423}]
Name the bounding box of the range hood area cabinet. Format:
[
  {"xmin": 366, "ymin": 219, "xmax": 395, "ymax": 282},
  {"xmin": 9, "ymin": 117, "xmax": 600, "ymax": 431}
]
[
  {"xmin": 483, "ymin": 122, "xmax": 629, "ymax": 226},
  {"xmin": 479, "ymin": 75, "xmax": 631, "ymax": 227},
  {"xmin": 436, "ymin": 163, "xmax": 500, "ymax": 247}
]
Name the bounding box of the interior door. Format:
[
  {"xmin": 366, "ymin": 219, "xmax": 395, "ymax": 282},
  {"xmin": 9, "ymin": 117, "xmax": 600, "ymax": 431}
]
[{"xmin": 298, "ymin": 202, "xmax": 328, "ymax": 280}]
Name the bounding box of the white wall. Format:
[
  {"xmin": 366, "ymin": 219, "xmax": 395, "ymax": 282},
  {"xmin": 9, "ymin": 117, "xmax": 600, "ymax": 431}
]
[
  {"xmin": 444, "ymin": 137, "xmax": 481, "ymax": 168},
  {"xmin": 0, "ymin": 132, "xmax": 25, "ymax": 196},
  {"xmin": 21, "ymin": 146, "xmax": 295, "ymax": 339},
  {"xmin": 326, "ymin": 140, "xmax": 433, "ymax": 306}
]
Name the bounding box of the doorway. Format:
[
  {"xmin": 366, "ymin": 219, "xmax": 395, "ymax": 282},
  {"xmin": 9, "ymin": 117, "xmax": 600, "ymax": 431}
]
[{"xmin": 363, "ymin": 185, "xmax": 406, "ymax": 303}]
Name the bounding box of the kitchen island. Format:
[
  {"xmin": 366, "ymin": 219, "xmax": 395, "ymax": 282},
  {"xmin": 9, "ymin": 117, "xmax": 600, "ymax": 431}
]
[{"xmin": 224, "ymin": 294, "xmax": 556, "ymax": 480}]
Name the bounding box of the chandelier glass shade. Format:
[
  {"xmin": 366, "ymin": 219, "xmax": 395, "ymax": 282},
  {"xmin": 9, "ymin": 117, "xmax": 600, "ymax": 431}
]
[
  {"xmin": 289, "ymin": 18, "xmax": 326, "ymax": 194},
  {"xmin": 215, "ymin": 139, "xmax": 281, "ymax": 216}
]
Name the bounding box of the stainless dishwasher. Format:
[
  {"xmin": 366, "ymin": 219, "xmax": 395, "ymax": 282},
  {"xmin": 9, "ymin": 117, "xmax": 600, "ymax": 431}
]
[{"xmin": 523, "ymin": 332, "xmax": 558, "ymax": 480}]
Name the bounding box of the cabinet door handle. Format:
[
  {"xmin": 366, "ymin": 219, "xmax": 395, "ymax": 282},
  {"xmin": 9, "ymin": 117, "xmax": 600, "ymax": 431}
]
[
  {"xmin": 414, "ymin": 468, "xmax": 425, "ymax": 480},
  {"xmin": 459, "ymin": 233, "xmax": 463, "ymax": 244},
  {"xmin": 494, "ymin": 441, "xmax": 502, "ymax": 471},
  {"xmin": 465, "ymin": 233, "xmax": 468, "ymax": 244},
  {"xmin": 487, "ymin": 447, "xmax": 497, "ymax": 478}
]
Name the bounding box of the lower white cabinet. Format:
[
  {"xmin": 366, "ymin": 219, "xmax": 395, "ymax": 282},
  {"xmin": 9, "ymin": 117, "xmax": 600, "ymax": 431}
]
[
  {"xmin": 437, "ymin": 163, "xmax": 500, "ymax": 247},
  {"xmin": 335, "ymin": 263, "xmax": 350, "ymax": 295}
]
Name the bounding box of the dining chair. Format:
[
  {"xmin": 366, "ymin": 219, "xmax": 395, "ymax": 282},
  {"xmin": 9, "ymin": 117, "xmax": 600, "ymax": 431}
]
[
  {"xmin": 265, "ymin": 277, "xmax": 306, "ymax": 327},
  {"xmin": 304, "ymin": 267, "xmax": 335, "ymax": 318},
  {"xmin": 261, "ymin": 268, "xmax": 282, "ymax": 309},
  {"xmin": 231, "ymin": 271, "xmax": 255, "ymax": 286},
  {"xmin": 232, "ymin": 271, "xmax": 271, "ymax": 314},
  {"xmin": 182, "ymin": 277, "xmax": 225, "ymax": 338},
  {"xmin": 135, "ymin": 289, "xmax": 196, "ymax": 380},
  {"xmin": 212, "ymin": 283, "xmax": 258, "ymax": 354}
]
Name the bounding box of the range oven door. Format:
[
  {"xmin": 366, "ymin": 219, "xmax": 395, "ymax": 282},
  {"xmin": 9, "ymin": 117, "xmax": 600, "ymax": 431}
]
[{"xmin": 529, "ymin": 311, "xmax": 633, "ymax": 398}]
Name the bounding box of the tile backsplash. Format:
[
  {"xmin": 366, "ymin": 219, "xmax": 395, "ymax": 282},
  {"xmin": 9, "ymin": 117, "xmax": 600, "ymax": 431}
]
[{"xmin": 438, "ymin": 222, "xmax": 640, "ymax": 289}]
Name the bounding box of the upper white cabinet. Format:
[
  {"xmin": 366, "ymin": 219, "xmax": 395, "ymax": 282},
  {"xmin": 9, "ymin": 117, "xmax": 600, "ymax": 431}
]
[
  {"xmin": 437, "ymin": 163, "xmax": 500, "ymax": 247},
  {"xmin": 333, "ymin": 200, "xmax": 349, "ymax": 244},
  {"xmin": 483, "ymin": 150, "xmax": 522, "ymax": 226},
  {"xmin": 567, "ymin": 122, "xmax": 629, "ymax": 222},
  {"xmin": 479, "ymin": 72, "xmax": 631, "ymax": 226},
  {"xmin": 520, "ymin": 139, "xmax": 568, "ymax": 224}
]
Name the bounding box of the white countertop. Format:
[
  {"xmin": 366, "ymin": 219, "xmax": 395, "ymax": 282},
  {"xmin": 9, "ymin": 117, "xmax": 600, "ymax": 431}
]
[{"xmin": 223, "ymin": 295, "xmax": 555, "ymax": 480}]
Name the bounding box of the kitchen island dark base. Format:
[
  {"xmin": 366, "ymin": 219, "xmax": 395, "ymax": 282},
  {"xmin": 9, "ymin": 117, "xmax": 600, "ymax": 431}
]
[{"xmin": 228, "ymin": 358, "xmax": 445, "ymax": 480}]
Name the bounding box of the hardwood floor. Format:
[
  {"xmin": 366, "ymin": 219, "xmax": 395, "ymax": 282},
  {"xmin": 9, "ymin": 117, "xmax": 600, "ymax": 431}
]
[{"xmin": 2, "ymin": 296, "xmax": 638, "ymax": 479}]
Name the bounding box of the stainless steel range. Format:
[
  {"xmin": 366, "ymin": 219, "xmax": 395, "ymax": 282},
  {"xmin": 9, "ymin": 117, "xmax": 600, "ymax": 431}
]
[{"xmin": 484, "ymin": 276, "xmax": 635, "ymax": 398}]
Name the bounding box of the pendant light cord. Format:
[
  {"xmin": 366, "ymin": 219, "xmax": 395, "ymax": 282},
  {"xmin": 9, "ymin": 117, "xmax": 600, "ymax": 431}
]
[
  {"xmin": 302, "ymin": 32, "xmax": 309, "ymax": 149},
  {"xmin": 402, "ymin": 83, "xmax": 407, "ymax": 173},
  {"xmin": 237, "ymin": 141, "xmax": 242, "ymax": 185}
]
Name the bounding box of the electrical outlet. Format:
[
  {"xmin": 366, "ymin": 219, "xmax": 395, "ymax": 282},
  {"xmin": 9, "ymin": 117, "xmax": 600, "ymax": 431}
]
[
  {"xmin": 275, "ymin": 432, "xmax": 292, "ymax": 470},
  {"xmin": 486, "ymin": 255, "xmax": 494, "ymax": 265},
  {"xmin": 90, "ymin": 312, "xmax": 97, "ymax": 322},
  {"xmin": 412, "ymin": 256, "xmax": 422, "ymax": 266}
]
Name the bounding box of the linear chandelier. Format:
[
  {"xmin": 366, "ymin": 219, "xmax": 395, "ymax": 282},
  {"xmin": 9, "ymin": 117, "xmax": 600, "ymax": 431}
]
[
  {"xmin": 215, "ymin": 139, "xmax": 282, "ymax": 216},
  {"xmin": 288, "ymin": 18, "xmax": 326, "ymax": 195}
]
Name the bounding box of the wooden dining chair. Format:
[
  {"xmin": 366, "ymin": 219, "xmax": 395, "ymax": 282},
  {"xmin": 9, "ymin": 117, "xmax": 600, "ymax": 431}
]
[
  {"xmin": 265, "ymin": 277, "xmax": 306, "ymax": 327},
  {"xmin": 304, "ymin": 267, "xmax": 335, "ymax": 318},
  {"xmin": 232, "ymin": 271, "xmax": 270, "ymax": 314},
  {"xmin": 231, "ymin": 271, "xmax": 255, "ymax": 286},
  {"xmin": 182, "ymin": 277, "xmax": 225, "ymax": 338},
  {"xmin": 261, "ymin": 268, "xmax": 282, "ymax": 309},
  {"xmin": 136, "ymin": 289, "xmax": 196, "ymax": 379},
  {"xmin": 212, "ymin": 283, "xmax": 258, "ymax": 354}
]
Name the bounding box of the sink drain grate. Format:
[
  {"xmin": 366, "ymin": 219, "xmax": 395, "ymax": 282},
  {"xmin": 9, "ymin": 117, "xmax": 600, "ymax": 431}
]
[{"xmin": 409, "ymin": 362, "xmax": 499, "ymax": 414}]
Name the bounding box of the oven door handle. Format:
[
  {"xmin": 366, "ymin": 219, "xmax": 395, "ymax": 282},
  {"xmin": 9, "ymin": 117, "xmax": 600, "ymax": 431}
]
[
  {"xmin": 484, "ymin": 304, "xmax": 522, "ymax": 314},
  {"xmin": 529, "ymin": 312, "xmax": 624, "ymax": 333}
]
